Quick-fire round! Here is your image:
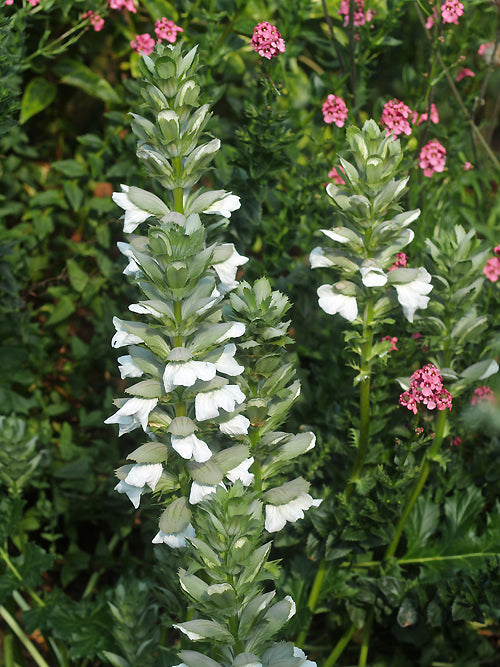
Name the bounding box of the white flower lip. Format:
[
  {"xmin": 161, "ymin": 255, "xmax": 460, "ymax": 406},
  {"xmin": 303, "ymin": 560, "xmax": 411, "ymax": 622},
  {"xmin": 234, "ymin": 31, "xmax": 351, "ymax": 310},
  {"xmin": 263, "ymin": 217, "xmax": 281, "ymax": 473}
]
[
  {"xmin": 152, "ymin": 524, "xmax": 195, "ymax": 548},
  {"xmin": 394, "ymin": 266, "xmax": 433, "ymax": 323},
  {"xmin": 264, "ymin": 493, "xmax": 322, "ymax": 532},
  {"xmin": 115, "ymin": 462, "xmax": 163, "ymax": 508},
  {"xmin": 203, "ymin": 193, "xmax": 241, "ymax": 218},
  {"xmin": 226, "ymin": 457, "xmax": 254, "ymax": 486},
  {"xmin": 104, "ymin": 397, "xmax": 158, "ymax": 436},
  {"xmin": 317, "ymin": 284, "xmax": 358, "ymax": 321},
  {"xmin": 111, "ymin": 317, "xmax": 144, "ymax": 348},
  {"xmin": 189, "ymin": 481, "xmax": 219, "ymax": 504},
  {"xmin": 118, "ymin": 355, "xmax": 144, "ymax": 379},
  {"xmin": 195, "ymin": 384, "xmax": 246, "ymax": 421},
  {"xmin": 163, "ymin": 359, "xmax": 216, "ymax": 392},
  {"xmin": 171, "ymin": 433, "xmax": 212, "ymax": 463},
  {"xmin": 113, "ymin": 185, "xmax": 152, "ymax": 234}
]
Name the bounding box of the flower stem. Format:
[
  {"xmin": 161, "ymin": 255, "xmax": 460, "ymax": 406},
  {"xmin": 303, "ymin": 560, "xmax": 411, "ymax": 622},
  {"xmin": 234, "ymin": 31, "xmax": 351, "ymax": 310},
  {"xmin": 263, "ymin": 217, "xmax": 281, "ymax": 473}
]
[
  {"xmin": 295, "ymin": 557, "xmax": 328, "ymax": 648},
  {"xmin": 323, "ymin": 623, "xmax": 356, "ymax": 667},
  {"xmin": 385, "ymin": 409, "xmax": 447, "ymax": 560},
  {"xmin": 358, "ymin": 608, "xmax": 373, "ymax": 667},
  {"xmin": 0, "ymin": 606, "xmax": 51, "ymax": 667}
]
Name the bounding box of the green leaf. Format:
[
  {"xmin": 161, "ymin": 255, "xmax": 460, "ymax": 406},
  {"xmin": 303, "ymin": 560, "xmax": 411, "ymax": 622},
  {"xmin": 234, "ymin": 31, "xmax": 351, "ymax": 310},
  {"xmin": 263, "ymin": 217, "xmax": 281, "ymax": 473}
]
[
  {"xmin": 63, "ymin": 181, "xmax": 84, "ymax": 211},
  {"xmin": 52, "ymin": 160, "xmax": 86, "ymax": 178},
  {"xmin": 19, "ymin": 77, "xmax": 56, "ymax": 124},
  {"xmin": 66, "ymin": 258, "xmax": 89, "ymax": 293},
  {"xmin": 45, "ymin": 295, "xmax": 76, "ymax": 326},
  {"xmin": 55, "ymin": 59, "xmax": 121, "ymax": 104},
  {"xmin": 403, "ymin": 494, "xmax": 439, "ymax": 558}
]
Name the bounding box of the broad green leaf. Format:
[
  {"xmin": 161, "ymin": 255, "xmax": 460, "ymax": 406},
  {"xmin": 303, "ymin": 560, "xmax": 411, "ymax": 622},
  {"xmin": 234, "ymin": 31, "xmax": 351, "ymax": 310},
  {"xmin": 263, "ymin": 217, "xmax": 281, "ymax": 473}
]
[
  {"xmin": 66, "ymin": 258, "xmax": 89, "ymax": 293},
  {"xmin": 52, "ymin": 160, "xmax": 86, "ymax": 178},
  {"xmin": 403, "ymin": 494, "xmax": 439, "ymax": 558},
  {"xmin": 55, "ymin": 59, "xmax": 121, "ymax": 104},
  {"xmin": 20, "ymin": 77, "xmax": 56, "ymax": 124}
]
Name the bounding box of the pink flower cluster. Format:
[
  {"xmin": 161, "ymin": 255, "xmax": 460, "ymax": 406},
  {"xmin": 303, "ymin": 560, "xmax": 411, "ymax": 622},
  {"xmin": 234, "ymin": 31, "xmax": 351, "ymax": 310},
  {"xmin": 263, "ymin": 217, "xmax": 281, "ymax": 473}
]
[
  {"xmin": 250, "ymin": 21, "xmax": 286, "ymax": 60},
  {"xmin": 381, "ymin": 99, "xmax": 413, "ymax": 138},
  {"xmin": 441, "ymin": 0, "xmax": 464, "ymax": 25},
  {"xmin": 6, "ymin": 0, "xmax": 39, "ymax": 4},
  {"xmin": 338, "ymin": 0, "xmax": 375, "ymax": 27},
  {"xmin": 400, "ymin": 363, "xmax": 453, "ymax": 415},
  {"xmin": 322, "ymin": 95, "xmax": 348, "ymax": 127},
  {"xmin": 463, "ymin": 161, "xmax": 473, "ymax": 170},
  {"xmin": 82, "ymin": 10, "xmax": 104, "ymax": 32},
  {"xmin": 389, "ymin": 252, "xmax": 408, "ymax": 271},
  {"xmin": 155, "ymin": 18, "xmax": 183, "ymax": 43},
  {"xmin": 412, "ymin": 103, "xmax": 439, "ymax": 126},
  {"xmin": 130, "ymin": 33, "xmax": 156, "ymax": 56},
  {"xmin": 471, "ymin": 385, "xmax": 496, "ymax": 406},
  {"xmin": 382, "ymin": 336, "xmax": 399, "ymax": 352},
  {"xmin": 483, "ymin": 247, "xmax": 500, "ymax": 282},
  {"xmin": 419, "ymin": 139, "xmax": 446, "ymax": 177},
  {"xmin": 456, "ymin": 68, "xmax": 475, "ymax": 82},
  {"xmin": 109, "ymin": 0, "xmax": 136, "ymax": 12},
  {"xmin": 328, "ymin": 166, "xmax": 346, "ymax": 185}
]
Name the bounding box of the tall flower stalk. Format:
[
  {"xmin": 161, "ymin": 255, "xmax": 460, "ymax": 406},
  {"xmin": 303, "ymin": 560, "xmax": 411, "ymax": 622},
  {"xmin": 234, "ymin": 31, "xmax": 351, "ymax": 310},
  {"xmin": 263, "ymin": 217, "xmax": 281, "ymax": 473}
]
[{"xmin": 105, "ymin": 43, "xmax": 320, "ymax": 666}]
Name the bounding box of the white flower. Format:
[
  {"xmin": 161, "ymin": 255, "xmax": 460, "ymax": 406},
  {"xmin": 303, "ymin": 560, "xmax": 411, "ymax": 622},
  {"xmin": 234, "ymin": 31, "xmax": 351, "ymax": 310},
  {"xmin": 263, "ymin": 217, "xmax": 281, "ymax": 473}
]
[
  {"xmin": 219, "ymin": 414, "xmax": 250, "ymax": 435},
  {"xmin": 111, "ymin": 317, "xmax": 144, "ymax": 348},
  {"xmin": 118, "ymin": 355, "xmax": 144, "ymax": 379},
  {"xmin": 189, "ymin": 481, "xmax": 219, "ymax": 504},
  {"xmin": 317, "ymin": 284, "xmax": 358, "ymax": 322},
  {"xmin": 216, "ymin": 322, "xmax": 246, "ymax": 343},
  {"xmin": 360, "ymin": 261, "xmax": 387, "ymax": 287},
  {"xmin": 113, "ymin": 185, "xmax": 152, "ymax": 233},
  {"xmin": 293, "ymin": 647, "xmax": 318, "ymax": 667},
  {"xmin": 265, "ymin": 493, "xmax": 322, "ymax": 533},
  {"xmin": 214, "ymin": 343, "xmax": 244, "ymax": 376},
  {"xmin": 114, "ymin": 463, "xmax": 163, "ymax": 508},
  {"xmin": 212, "ymin": 244, "xmax": 249, "ymax": 290},
  {"xmin": 171, "ymin": 433, "xmax": 212, "ymax": 463},
  {"xmin": 195, "ymin": 385, "xmax": 245, "ymax": 421},
  {"xmin": 129, "ymin": 302, "xmax": 162, "ymax": 318},
  {"xmin": 152, "ymin": 524, "xmax": 195, "ymax": 548},
  {"xmin": 394, "ymin": 267, "xmax": 433, "ymax": 323},
  {"xmin": 320, "ymin": 228, "xmax": 350, "ymax": 243},
  {"xmin": 104, "ymin": 397, "xmax": 158, "ymax": 436},
  {"xmin": 203, "ymin": 193, "xmax": 241, "ymax": 218},
  {"xmin": 226, "ymin": 457, "xmax": 254, "ymax": 486},
  {"xmin": 163, "ymin": 360, "xmax": 216, "ymax": 392},
  {"xmin": 117, "ymin": 242, "xmax": 141, "ymax": 276},
  {"xmin": 309, "ymin": 246, "xmax": 335, "ymax": 269}
]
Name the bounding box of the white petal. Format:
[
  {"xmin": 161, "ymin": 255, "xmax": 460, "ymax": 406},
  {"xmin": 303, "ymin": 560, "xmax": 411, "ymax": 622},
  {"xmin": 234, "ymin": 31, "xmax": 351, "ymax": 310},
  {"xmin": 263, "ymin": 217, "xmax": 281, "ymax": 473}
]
[
  {"xmin": 195, "ymin": 385, "xmax": 245, "ymax": 421},
  {"xmin": 118, "ymin": 355, "xmax": 144, "ymax": 379},
  {"xmin": 189, "ymin": 481, "xmax": 218, "ymax": 504},
  {"xmin": 163, "ymin": 360, "xmax": 216, "ymax": 392},
  {"xmin": 214, "ymin": 344, "xmax": 244, "ymax": 376},
  {"xmin": 219, "ymin": 414, "xmax": 250, "ymax": 435},
  {"xmin": 309, "ymin": 246, "xmax": 335, "ymax": 269},
  {"xmin": 213, "ymin": 244, "xmax": 249, "ymax": 284},
  {"xmin": 317, "ymin": 285, "xmax": 358, "ymax": 321},
  {"xmin": 216, "ymin": 322, "xmax": 246, "ymax": 343},
  {"xmin": 104, "ymin": 397, "xmax": 158, "ymax": 435},
  {"xmin": 124, "ymin": 463, "xmax": 163, "ymax": 491},
  {"xmin": 265, "ymin": 505, "xmax": 287, "ymax": 532},
  {"xmin": 321, "ymin": 228, "xmax": 350, "ymax": 243},
  {"xmin": 112, "ymin": 186, "xmax": 152, "ymax": 233},
  {"xmin": 226, "ymin": 457, "xmax": 254, "ymax": 486},
  {"xmin": 171, "ymin": 434, "xmax": 212, "ymax": 463},
  {"xmin": 152, "ymin": 524, "xmax": 195, "ymax": 548},
  {"xmin": 203, "ymin": 193, "xmax": 241, "ymax": 217},
  {"xmin": 360, "ymin": 266, "xmax": 387, "ymax": 287},
  {"xmin": 114, "ymin": 480, "xmax": 143, "ymax": 509},
  {"xmin": 129, "ymin": 303, "xmax": 162, "ymax": 318},
  {"xmin": 111, "ymin": 317, "xmax": 144, "ymax": 348}
]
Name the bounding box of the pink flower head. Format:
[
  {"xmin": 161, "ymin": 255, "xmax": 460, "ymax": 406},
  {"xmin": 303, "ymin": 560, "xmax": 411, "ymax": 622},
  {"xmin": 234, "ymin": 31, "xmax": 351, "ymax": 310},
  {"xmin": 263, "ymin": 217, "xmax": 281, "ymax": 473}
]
[
  {"xmin": 425, "ymin": 7, "xmax": 438, "ymax": 29},
  {"xmin": 130, "ymin": 33, "xmax": 156, "ymax": 56},
  {"xmin": 322, "ymin": 95, "xmax": 348, "ymax": 127},
  {"xmin": 453, "ymin": 436, "xmax": 462, "ymax": 447},
  {"xmin": 456, "ymin": 68, "xmax": 475, "ymax": 82},
  {"xmin": 494, "ymin": 245, "xmax": 500, "ymax": 256},
  {"xmin": 5, "ymin": 0, "xmax": 14, "ymax": 4},
  {"xmin": 478, "ymin": 42, "xmax": 493, "ymax": 56},
  {"xmin": 109, "ymin": 0, "xmax": 136, "ymax": 12},
  {"xmin": 463, "ymin": 161, "xmax": 473, "ymax": 170},
  {"xmin": 155, "ymin": 18, "xmax": 183, "ymax": 43},
  {"xmin": 471, "ymin": 385, "xmax": 496, "ymax": 406},
  {"xmin": 82, "ymin": 11, "xmax": 104, "ymax": 31},
  {"xmin": 27, "ymin": 0, "xmax": 40, "ymax": 5},
  {"xmin": 382, "ymin": 335, "xmax": 399, "ymax": 352},
  {"xmin": 389, "ymin": 252, "xmax": 408, "ymax": 271},
  {"xmin": 441, "ymin": 0, "xmax": 464, "ymax": 25},
  {"xmin": 250, "ymin": 21, "xmax": 286, "ymax": 60},
  {"xmin": 400, "ymin": 363, "xmax": 453, "ymax": 414},
  {"xmin": 413, "ymin": 103, "xmax": 439, "ymax": 126},
  {"xmin": 338, "ymin": 0, "xmax": 375, "ymax": 27},
  {"xmin": 412, "ymin": 332, "xmax": 422, "ymax": 340},
  {"xmin": 419, "ymin": 139, "xmax": 446, "ymax": 177},
  {"xmin": 381, "ymin": 99, "xmax": 413, "ymax": 138},
  {"xmin": 483, "ymin": 257, "xmax": 500, "ymax": 282},
  {"xmin": 328, "ymin": 166, "xmax": 346, "ymax": 185}
]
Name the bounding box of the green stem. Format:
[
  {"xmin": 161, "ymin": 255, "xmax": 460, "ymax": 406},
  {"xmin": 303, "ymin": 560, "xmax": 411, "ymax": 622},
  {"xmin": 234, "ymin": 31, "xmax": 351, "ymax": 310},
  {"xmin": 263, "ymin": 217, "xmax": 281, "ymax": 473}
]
[
  {"xmin": 4, "ymin": 633, "xmax": 15, "ymax": 667},
  {"xmin": 323, "ymin": 623, "xmax": 356, "ymax": 667},
  {"xmin": 0, "ymin": 606, "xmax": 51, "ymax": 667},
  {"xmin": 358, "ymin": 608, "xmax": 373, "ymax": 667},
  {"xmin": 81, "ymin": 532, "xmax": 121, "ymax": 599},
  {"xmin": 348, "ymin": 0, "xmax": 358, "ymax": 115},
  {"xmin": 0, "ymin": 548, "xmax": 45, "ymax": 608},
  {"xmin": 385, "ymin": 409, "xmax": 447, "ymax": 560},
  {"xmin": 295, "ymin": 558, "xmax": 327, "ymax": 648},
  {"xmin": 173, "ymin": 157, "xmax": 184, "ymax": 212}
]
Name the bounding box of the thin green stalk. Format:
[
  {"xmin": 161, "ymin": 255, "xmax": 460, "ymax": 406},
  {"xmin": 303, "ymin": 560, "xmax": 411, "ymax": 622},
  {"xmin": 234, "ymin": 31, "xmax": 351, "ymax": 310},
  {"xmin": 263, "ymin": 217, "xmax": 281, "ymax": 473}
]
[
  {"xmin": 4, "ymin": 634, "xmax": 15, "ymax": 667},
  {"xmin": 323, "ymin": 623, "xmax": 356, "ymax": 667},
  {"xmin": 385, "ymin": 409, "xmax": 447, "ymax": 560},
  {"xmin": 295, "ymin": 558, "xmax": 327, "ymax": 648},
  {"xmin": 0, "ymin": 548, "xmax": 44, "ymax": 608},
  {"xmin": 358, "ymin": 608, "xmax": 373, "ymax": 667},
  {"xmin": 348, "ymin": 0, "xmax": 358, "ymax": 115},
  {"xmin": 0, "ymin": 606, "xmax": 51, "ymax": 667}
]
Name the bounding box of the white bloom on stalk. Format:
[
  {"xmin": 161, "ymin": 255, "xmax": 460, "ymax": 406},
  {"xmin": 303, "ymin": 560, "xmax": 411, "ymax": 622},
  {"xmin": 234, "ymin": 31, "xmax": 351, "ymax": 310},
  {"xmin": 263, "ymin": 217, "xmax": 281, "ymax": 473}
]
[
  {"xmin": 104, "ymin": 397, "xmax": 158, "ymax": 436},
  {"xmin": 171, "ymin": 433, "xmax": 212, "ymax": 463},
  {"xmin": 114, "ymin": 463, "xmax": 163, "ymax": 509},
  {"xmin": 394, "ymin": 267, "xmax": 433, "ymax": 323},
  {"xmin": 360, "ymin": 260, "xmax": 387, "ymax": 287},
  {"xmin": 293, "ymin": 647, "xmax": 318, "ymax": 667},
  {"xmin": 226, "ymin": 457, "xmax": 254, "ymax": 486},
  {"xmin": 113, "ymin": 184, "xmax": 153, "ymax": 233},
  {"xmin": 317, "ymin": 284, "xmax": 358, "ymax": 322},
  {"xmin": 189, "ymin": 481, "xmax": 219, "ymax": 504},
  {"xmin": 163, "ymin": 359, "xmax": 216, "ymax": 392},
  {"xmin": 309, "ymin": 246, "xmax": 335, "ymax": 269},
  {"xmin": 118, "ymin": 355, "xmax": 144, "ymax": 379},
  {"xmin": 214, "ymin": 343, "xmax": 244, "ymax": 376},
  {"xmin": 117, "ymin": 242, "xmax": 141, "ymax": 276},
  {"xmin": 195, "ymin": 384, "xmax": 245, "ymax": 421},
  {"xmin": 152, "ymin": 524, "xmax": 195, "ymax": 548},
  {"xmin": 265, "ymin": 493, "xmax": 322, "ymax": 533},
  {"xmin": 219, "ymin": 414, "xmax": 250, "ymax": 435},
  {"xmin": 212, "ymin": 244, "xmax": 249, "ymax": 291},
  {"xmin": 203, "ymin": 193, "xmax": 241, "ymax": 218},
  {"xmin": 111, "ymin": 317, "xmax": 144, "ymax": 348}
]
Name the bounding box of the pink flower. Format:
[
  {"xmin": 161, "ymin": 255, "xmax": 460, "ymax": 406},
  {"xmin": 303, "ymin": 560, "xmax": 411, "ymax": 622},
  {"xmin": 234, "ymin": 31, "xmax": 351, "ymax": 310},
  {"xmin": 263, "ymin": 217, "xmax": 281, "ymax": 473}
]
[
  {"xmin": 5, "ymin": 0, "xmax": 14, "ymax": 4},
  {"xmin": 130, "ymin": 34, "xmax": 156, "ymax": 56},
  {"xmin": 250, "ymin": 21, "xmax": 286, "ymax": 60},
  {"xmin": 400, "ymin": 363, "xmax": 453, "ymax": 414},
  {"xmin": 441, "ymin": 0, "xmax": 464, "ymax": 24},
  {"xmin": 381, "ymin": 99, "xmax": 413, "ymax": 138},
  {"xmin": 478, "ymin": 42, "xmax": 492, "ymax": 56},
  {"xmin": 338, "ymin": 0, "xmax": 375, "ymax": 27},
  {"xmin": 389, "ymin": 252, "xmax": 408, "ymax": 270},
  {"xmin": 463, "ymin": 161, "xmax": 473, "ymax": 170},
  {"xmin": 109, "ymin": 0, "xmax": 136, "ymax": 12},
  {"xmin": 155, "ymin": 18, "xmax": 183, "ymax": 43},
  {"xmin": 328, "ymin": 166, "xmax": 346, "ymax": 185},
  {"xmin": 471, "ymin": 386, "xmax": 496, "ymax": 406},
  {"xmin": 412, "ymin": 103, "xmax": 439, "ymax": 126},
  {"xmin": 418, "ymin": 139, "xmax": 446, "ymax": 177},
  {"xmin": 322, "ymin": 94, "xmax": 348, "ymax": 127},
  {"xmin": 381, "ymin": 335, "xmax": 399, "ymax": 352},
  {"xmin": 412, "ymin": 332, "xmax": 422, "ymax": 340},
  {"xmin": 425, "ymin": 7, "xmax": 438, "ymax": 29},
  {"xmin": 453, "ymin": 436, "xmax": 462, "ymax": 446},
  {"xmin": 456, "ymin": 68, "xmax": 475, "ymax": 82},
  {"xmin": 27, "ymin": 0, "xmax": 40, "ymax": 5},
  {"xmin": 82, "ymin": 11, "xmax": 104, "ymax": 31},
  {"xmin": 483, "ymin": 257, "xmax": 500, "ymax": 282},
  {"xmin": 494, "ymin": 246, "xmax": 500, "ymax": 256}
]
